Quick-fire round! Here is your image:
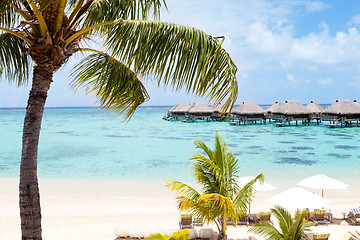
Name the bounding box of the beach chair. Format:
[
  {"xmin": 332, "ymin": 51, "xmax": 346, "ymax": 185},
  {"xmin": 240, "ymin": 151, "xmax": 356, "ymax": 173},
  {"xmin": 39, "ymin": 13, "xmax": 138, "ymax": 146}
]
[
  {"xmin": 348, "ymin": 208, "xmax": 360, "ymax": 225},
  {"xmin": 179, "ymin": 214, "xmax": 193, "ymax": 229},
  {"xmin": 236, "ymin": 212, "xmax": 248, "ymax": 226},
  {"xmin": 312, "ymin": 233, "xmax": 330, "ymax": 240},
  {"xmin": 226, "ymin": 217, "xmax": 237, "ymax": 226},
  {"xmin": 349, "ymin": 213, "xmax": 360, "ymax": 225},
  {"xmin": 258, "ymin": 211, "xmax": 272, "ymax": 224},
  {"xmin": 193, "ymin": 217, "xmax": 203, "ymax": 227},
  {"xmin": 310, "ymin": 209, "xmax": 329, "ymax": 226}
]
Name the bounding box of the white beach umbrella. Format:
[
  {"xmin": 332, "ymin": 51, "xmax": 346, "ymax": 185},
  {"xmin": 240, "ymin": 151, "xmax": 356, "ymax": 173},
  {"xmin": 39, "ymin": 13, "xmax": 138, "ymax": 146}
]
[
  {"xmin": 238, "ymin": 176, "xmax": 277, "ymax": 214},
  {"xmin": 296, "ymin": 174, "xmax": 349, "ymax": 197},
  {"xmin": 238, "ymin": 176, "xmax": 277, "ymax": 192},
  {"xmin": 265, "ymin": 187, "xmax": 331, "ymax": 209}
]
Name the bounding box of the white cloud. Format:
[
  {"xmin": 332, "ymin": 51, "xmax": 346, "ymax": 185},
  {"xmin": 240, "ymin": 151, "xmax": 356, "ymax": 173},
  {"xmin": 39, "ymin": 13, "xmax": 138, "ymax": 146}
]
[
  {"xmin": 245, "ymin": 18, "xmax": 360, "ymax": 65},
  {"xmin": 286, "ymin": 74, "xmax": 296, "ymax": 83},
  {"xmin": 303, "ymin": 1, "xmax": 330, "ymax": 12},
  {"xmin": 317, "ymin": 78, "xmax": 333, "ymax": 85},
  {"xmin": 347, "ymin": 15, "xmax": 360, "ymax": 27},
  {"xmin": 246, "ymin": 22, "xmax": 292, "ymax": 54}
]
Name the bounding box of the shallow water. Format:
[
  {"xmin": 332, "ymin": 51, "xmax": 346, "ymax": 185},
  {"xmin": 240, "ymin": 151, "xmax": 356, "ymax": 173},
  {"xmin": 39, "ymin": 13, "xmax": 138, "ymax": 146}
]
[{"xmin": 1, "ymin": 107, "xmax": 359, "ymax": 189}]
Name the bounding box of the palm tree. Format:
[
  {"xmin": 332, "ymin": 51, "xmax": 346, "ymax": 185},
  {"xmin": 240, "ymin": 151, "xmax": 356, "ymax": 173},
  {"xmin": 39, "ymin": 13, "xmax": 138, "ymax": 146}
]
[
  {"xmin": 248, "ymin": 205, "xmax": 313, "ymax": 240},
  {"xmin": 166, "ymin": 132, "xmax": 264, "ymax": 240},
  {"xmin": 0, "ymin": 1, "xmax": 238, "ymax": 239},
  {"xmin": 146, "ymin": 229, "xmax": 191, "ymax": 240}
]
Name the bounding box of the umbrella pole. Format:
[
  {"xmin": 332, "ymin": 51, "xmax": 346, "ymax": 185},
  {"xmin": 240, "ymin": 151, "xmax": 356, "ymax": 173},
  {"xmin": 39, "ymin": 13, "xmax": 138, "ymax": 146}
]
[{"xmin": 322, "ymin": 189, "xmax": 324, "ymax": 198}]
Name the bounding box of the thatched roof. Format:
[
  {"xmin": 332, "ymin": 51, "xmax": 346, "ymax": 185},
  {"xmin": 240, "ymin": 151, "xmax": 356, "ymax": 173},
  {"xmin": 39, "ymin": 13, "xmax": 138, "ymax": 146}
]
[
  {"xmin": 322, "ymin": 99, "xmax": 360, "ymax": 115},
  {"xmin": 188, "ymin": 102, "xmax": 214, "ymax": 114},
  {"xmin": 266, "ymin": 101, "xmax": 284, "ymax": 113},
  {"xmin": 169, "ymin": 103, "xmax": 194, "ymax": 113},
  {"xmin": 211, "ymin": 103, "xmax": 231, "ymax": 113},
  {"xmin": 233, "ymin": 101, "xmax": 266, "ymax": 114},
  {"xmin": 272, "ymin": 100, "xmax": 312, "ymax": 115},
  {"xmin": 305, "ymin": 101, "xmax": 324, "ymax": 113}
]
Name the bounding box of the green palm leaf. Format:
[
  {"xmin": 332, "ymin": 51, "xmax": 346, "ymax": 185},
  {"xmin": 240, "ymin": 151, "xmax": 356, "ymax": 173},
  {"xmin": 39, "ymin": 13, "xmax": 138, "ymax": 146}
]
[
  {"xmin": 70, "ymin": 52, "xmax": 149, "ymax": 118},
  {"xmin": 0, "ymin": 32, "xmax": 31, "ymax": 85},
  {"xmin": 233, "ymin": 173, "xmax": 264, "ymax": 212},
  {"xmin": 0, "ymin": 0, "xmax": 19, "ymax": 28},
  {"xmin": 105, "ymin": 20, "xmax": 238, "ymax": 112},
  {"xmin": 248, "ymin": 205, "xmax": 313, "ymax": 240},
  {"xmin": 83, "ymin": 0, "xmax": 165, "ymax": 29},
  {"xmin": 165, "ymin": 180, "xmax": 201, "ymax": 200},
  {"xmin": 248, "ymin": 221, "xmax": 284, "ymax": 240}
]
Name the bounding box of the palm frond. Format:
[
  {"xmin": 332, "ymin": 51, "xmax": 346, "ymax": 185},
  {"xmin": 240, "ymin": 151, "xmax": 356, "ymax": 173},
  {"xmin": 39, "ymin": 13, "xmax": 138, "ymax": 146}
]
[
  {"xmin": 271, "ymin": 205, "xmax": 293, "ymax": 238},
  {"xmin": 198, "ymin": 193, "xmax": 237, "ymax": 219},
  {"xmin": 0, "ymin": 32, "xmax": 31, "ymax": 85},
  {"xmin": 0, "ymin": 0, "xmax": 20, "ymax": 28},
  {"xmin": 290, "ymin": 209, "xmax": 313, "ymax": 239},
  {"xmin": 105, "ymin": 20, "xmax": 238, "ymax": 111},
  {"xmin": 248, "ymin": 221, "xmax": 284, "ymax": 240},
  {"xmin": 145, "ymin": 233, "xmax": 170, "ymax": 240},
  {"xmin": 82, "ymin": 0, "xmax": 165, "ymax": 30},
  {"xmin": 70, "ymin": 52, "xmax": 149, "ymax": 118},
  {"xmin": 233, "ymin": 173, "xmax": 264, "ymax": 212},
  {"xmin": 165, "ymin": 180, "xmax": 201, "ymax": 200}
]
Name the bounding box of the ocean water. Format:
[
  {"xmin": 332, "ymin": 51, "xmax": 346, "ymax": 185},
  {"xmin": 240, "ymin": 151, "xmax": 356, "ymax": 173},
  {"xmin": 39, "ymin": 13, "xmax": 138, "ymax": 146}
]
[{"xmin": 1, "ymin": 106, "xmax": 360, "ymax": 189}]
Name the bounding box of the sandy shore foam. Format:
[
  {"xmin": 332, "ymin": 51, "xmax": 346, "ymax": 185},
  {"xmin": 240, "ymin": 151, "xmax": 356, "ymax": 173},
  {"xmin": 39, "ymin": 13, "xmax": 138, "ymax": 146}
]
[{"xmin": 1, "ymin": 177, "xmax": 359, "ymax": 240}]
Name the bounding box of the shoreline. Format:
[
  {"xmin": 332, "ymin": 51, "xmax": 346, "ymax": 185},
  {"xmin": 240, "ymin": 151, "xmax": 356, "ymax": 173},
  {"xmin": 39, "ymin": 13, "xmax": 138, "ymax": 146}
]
[{"xmin": 1, "ymin": 177, "xmax": 359, "ymax": 240}]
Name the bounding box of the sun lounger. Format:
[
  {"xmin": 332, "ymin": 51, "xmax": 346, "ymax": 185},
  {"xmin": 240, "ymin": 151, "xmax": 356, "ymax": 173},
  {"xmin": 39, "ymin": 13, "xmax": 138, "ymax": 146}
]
[
  {"xmin": 348, "ymin": 208, "xmax": 360, "ymax": 225},
  {"xmin": 237, "ymin": 212, "xmax": 248, "ymax": 226},
  {"xmin": 193, "ymin": 217, "xmax": 203, "ymax": 226},
  {"xmin": 312, "ymin": 233, "xmax": 330, "ymax": 240},
  {"xmin": 349, "ymin": 213, "xmax": 360, "ymax": 225},
  {"xmin": 258, "ymin": 211, "xmax": 272, "ymax": 224},
  {"xmin": 180, "ymin": 214, "xmax": 193, "ymax": 229},
  {"xmin": 310, "ymin": 209, "xmax": 329, "ymax": 226}
]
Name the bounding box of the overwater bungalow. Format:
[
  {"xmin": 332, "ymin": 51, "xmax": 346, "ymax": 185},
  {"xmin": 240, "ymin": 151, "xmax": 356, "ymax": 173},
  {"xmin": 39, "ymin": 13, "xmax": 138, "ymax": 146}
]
[
  {"xmin": 271, "ymin": 100, "xmax": 312, "ymax": 126},
  {"xmin": 266, "ymin": 101, "xmax": 284, "ymax": 120},
  {"xmin": 165, "ymin": 102, "xmax": 194, "ymax": 120},
  {"xmin": 186, "ymin": 102, "xmax": 214, "ymax": 121},
  {"xmin": 232, "ymin": 101, "xmax": 266, "ymax": 125},
  {"xmin": 322, "ymin": 99, "xmax": 360, "ymax": 127},
  {"xmin": 211, "ymin": 103, "xmax": 231, "ymax": 120},
  {"xmin": 305, "ymin": 101, "xmax": 324, "ymax": 124}
]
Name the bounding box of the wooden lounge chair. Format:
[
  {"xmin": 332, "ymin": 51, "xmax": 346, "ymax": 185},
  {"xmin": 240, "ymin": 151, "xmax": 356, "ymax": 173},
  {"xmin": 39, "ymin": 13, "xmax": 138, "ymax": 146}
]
[
  {"xmin": 237, "ymin": 212, "xmax": 248, "ymax": 226},
  {"xmin": 258, "ymin": 211, "xmax": 272, "ymax": 224},
  {"xmin": 310, "ymin": 209, "xmax": 329, "ymax": 226},
  {"xmin": 179, "ymin": 214, "xmax": 193, "ymax": 229},
  {"xmin": 312, "ymin": 233, "xmax": 330, "ymax": 240},
  {"xmin": 226, "ymin": 217, "xmax": 237, "ymax": 226},
  {"xmin": 349, "ymin": 213, "xmax": 360, "ymax": 225},
  {"xmin": 193, "ymin": 217, "xmax": 203, "ymax": 227}
]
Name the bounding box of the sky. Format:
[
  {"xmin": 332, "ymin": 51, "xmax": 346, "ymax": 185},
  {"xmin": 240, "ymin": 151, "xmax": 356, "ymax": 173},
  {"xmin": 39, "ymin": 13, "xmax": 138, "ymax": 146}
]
[{"xmin": 1, "ymin": 0, "xmax": 360, "ymax": 107}]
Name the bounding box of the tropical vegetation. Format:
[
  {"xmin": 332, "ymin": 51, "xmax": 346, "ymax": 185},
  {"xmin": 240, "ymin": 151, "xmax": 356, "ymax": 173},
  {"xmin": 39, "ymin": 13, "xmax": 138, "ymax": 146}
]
[
  {"xmin": 166, "ymin": 132, "xmax": 264, "ymax": 240},
  {"xmin": 248, "ymin": 205, "xmax": 313, "ymax": 240},
  {"xmin": 0, "ymin": 0, "xmax": 238, "ymax": 239},
  {"xmin": 146, "ymin": 229, "xmax": 191, "ymax": 240}
]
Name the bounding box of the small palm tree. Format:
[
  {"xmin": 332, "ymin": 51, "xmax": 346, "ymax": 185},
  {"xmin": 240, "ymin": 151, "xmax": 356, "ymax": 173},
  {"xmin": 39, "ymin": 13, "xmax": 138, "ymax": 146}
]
[
  {"xmin": 146, "ymin": 229, "xmax": 191, "ymax": 240},
  {"xmin": 248, "ymin": 205, "xmax": 313, "ymax": 240},
  {"xmin": 167, "ymin": 132, "xmax": 264, "ymax": 240},
  {"xmin": 1, "ymin": 1, "xmax": 238, "ymax": 239}
]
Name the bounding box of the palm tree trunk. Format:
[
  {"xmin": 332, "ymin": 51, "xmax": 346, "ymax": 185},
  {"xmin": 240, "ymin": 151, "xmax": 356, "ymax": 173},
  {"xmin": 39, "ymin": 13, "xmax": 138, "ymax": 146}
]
[{"xmin": 19, "ymin": 64, "xmax": 53, "ymax": 240}]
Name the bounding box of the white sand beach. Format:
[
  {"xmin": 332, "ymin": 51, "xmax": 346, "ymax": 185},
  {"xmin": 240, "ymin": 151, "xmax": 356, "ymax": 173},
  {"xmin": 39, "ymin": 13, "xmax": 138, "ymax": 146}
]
[{"xmin": 1, "ymin": 177, "xmax": 359, "ymax": 240}]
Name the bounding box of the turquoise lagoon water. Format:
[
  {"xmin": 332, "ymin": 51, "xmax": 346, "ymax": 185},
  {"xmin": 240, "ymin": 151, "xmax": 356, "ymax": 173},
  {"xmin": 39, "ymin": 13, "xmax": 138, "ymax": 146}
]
[{"xmin": 1, "ymin": 106, "xmax": 360, "ymax": 189}]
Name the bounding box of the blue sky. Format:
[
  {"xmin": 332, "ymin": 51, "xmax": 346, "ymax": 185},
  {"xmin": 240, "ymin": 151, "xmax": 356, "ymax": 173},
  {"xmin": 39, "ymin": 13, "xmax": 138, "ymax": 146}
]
[{"xmin": 1, "ymin": 0, "xmax": 360, "ymax": 107}]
